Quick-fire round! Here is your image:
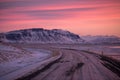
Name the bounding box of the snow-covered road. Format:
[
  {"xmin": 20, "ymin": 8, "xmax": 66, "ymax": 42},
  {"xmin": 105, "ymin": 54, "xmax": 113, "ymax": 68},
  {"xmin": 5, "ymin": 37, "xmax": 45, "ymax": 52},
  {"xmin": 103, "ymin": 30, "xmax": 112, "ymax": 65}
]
[{"xmin": 16, "ymin": 49, "xmax": 120, "ymax": 80}]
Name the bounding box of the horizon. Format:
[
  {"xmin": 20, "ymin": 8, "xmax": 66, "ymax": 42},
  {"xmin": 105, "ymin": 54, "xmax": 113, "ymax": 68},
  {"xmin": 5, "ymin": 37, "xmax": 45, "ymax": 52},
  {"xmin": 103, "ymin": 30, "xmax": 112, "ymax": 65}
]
[
  {"xmin": 0, "ymin": 27, "xmax": 120, "ymax": 37},
  {"xmin": 0, "ymin": 0, "xmax": 120, "ymax": 36}
]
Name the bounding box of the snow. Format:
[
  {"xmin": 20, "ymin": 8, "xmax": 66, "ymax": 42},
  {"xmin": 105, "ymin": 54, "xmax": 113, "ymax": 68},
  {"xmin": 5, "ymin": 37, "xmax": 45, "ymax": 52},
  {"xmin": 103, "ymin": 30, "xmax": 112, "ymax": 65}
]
[
  {"xmin": 52, "ymin": 29, "xmax": 70, "ymax": 35},
  {"xmin": 50, "ymin": 44, "xmax": 120, "ymax": 60},
  {"xmin": 0, "ymin": 43, "xmax": 21, "ymax": 52},
  {"xmin": 0, "ymin": 42, "xmax": 120, "ymax": 80},
  {"xmin": 58, "ymin": 45, "xmax": 120, "ymax": 55},
  {"xmin": 30, "ymin": 49, "xmax": 119, "ymax": 80},
  {"xmin": 82, "ymin": 35, "xmax": 120, "ymax": 44},
  {"xmin": 0, "ymin": 28, "xmax": 83, "ymax": 43},
  {"xmin": 0, "ymin": 47, "xmax": 52, "ymax": 80}
]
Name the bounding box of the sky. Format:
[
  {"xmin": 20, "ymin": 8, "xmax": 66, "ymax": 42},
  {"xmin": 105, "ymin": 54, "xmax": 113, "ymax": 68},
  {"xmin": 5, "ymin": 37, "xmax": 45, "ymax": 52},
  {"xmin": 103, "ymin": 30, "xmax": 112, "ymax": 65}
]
[{"xmin": 0, "ymin": 0, "xmax": 120, "ymax": 36}]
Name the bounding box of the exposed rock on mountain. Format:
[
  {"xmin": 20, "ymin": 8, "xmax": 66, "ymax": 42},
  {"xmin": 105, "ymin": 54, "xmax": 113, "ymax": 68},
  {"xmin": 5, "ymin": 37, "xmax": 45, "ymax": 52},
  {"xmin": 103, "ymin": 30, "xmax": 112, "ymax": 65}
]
[{"xmin": 0, "ymin": 28, "xmax": 84, "ymax": 43}]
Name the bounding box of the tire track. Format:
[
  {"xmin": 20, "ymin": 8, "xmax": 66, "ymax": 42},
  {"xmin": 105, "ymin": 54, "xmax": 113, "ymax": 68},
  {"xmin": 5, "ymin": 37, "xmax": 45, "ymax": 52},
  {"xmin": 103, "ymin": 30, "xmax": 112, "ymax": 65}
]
[{"xmin": 16, "ymin": 49, "xmax": 120, "ymax": 80}]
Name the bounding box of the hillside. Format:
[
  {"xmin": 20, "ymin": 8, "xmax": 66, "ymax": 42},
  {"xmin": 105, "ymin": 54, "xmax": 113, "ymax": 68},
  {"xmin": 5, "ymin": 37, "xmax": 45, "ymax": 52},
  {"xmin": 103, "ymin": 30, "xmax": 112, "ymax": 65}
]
[{"xmin": 0, "ymin": 28, "xmax": 84, "ymax": 43}]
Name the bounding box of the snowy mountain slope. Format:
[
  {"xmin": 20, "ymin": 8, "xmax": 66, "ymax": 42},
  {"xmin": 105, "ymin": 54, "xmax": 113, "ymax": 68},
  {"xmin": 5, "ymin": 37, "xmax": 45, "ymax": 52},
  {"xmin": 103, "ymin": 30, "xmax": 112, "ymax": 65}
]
[
  {"xmin": 0, "ymin": 28, "xmax": 84, "ymax": 43},
  {"xmin": 82, "ymin": 35, "xmax": 120, "ymax": 44}
]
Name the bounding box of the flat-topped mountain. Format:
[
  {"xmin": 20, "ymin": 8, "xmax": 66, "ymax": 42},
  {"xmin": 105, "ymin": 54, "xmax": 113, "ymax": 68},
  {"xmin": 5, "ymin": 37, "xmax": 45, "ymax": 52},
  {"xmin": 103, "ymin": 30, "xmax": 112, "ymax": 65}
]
[{"xmin": 0, "ymin": 28, "xmax": 84, "ymax": 43}]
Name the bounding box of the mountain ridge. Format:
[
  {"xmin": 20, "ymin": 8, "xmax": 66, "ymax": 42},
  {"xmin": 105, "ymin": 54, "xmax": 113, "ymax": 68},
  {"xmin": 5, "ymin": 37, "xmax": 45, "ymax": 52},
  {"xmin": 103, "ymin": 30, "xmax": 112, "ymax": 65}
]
[
  {"xmin": 0, "ymin": 28, "xmax": 120, "ymax": 44},
  {"xmin": 0, "ymin": 28, "xmax": 84, "ymax": 43},
  {"xmin": 82, "ymin": 35, "xmax": 120, "ymax": 44}
]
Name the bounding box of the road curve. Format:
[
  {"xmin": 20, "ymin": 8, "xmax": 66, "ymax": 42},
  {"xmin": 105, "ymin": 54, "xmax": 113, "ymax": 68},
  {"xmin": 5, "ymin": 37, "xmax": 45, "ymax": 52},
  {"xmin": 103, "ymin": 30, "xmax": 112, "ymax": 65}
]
[{"xmin": 16, "ymin": 49, "xmax": 120, "ymax": 80}]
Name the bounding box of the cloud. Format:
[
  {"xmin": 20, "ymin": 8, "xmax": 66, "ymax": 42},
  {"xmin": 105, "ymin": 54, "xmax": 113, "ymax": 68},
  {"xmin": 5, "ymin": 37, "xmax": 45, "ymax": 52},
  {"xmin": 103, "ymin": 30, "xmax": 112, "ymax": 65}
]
[
  {"xmin": 0, "ymin": 0, "xmax": 120, "ymax": 36},
  {"xmin": 0, "ymin": 5, "xmax": 99, "ymax": 20},
  {"xmin": 0, "ymin": 0, "xmax": 119, "ymax": 9}
]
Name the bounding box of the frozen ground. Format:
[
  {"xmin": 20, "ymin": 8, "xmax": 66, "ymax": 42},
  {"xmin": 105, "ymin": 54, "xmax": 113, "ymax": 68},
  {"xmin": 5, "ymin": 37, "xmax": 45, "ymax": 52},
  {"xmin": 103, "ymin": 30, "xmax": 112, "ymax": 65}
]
[
  {"xmin": 12, "ymin": 43, "xmax": 120, "ymax": 60},
  {"xmin": 0, "ymin": 43, "xmax": 120, "ymax": 80},
  {"xmin": 74, "ymin": 45, "xmax": 120, "ymax": 60},
  {"xmin": 16, "ymin": 48, "xmax": 120, "ymax": 80},
  {"xmin": 0, "ymin": 43, "xmax": 52, "ymax": 80},
  {"xmin": 48, "ymin": 44, "xmax": 120, "ymax": 60},
  {"xmin": 54, "ymin": 45, "xmax": 120, "ymax": 55},
  {"xmin": 0, "ymin": 49, "xmax": 51, "ymax": 76}
]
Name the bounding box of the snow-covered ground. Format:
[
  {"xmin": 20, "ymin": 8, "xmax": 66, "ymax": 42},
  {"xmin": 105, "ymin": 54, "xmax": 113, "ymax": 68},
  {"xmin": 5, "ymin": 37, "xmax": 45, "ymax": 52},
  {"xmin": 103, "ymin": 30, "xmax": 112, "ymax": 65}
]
[
  {"xmin": 0, "ymin": 43, "xmax": 31, "ymax": 63},
  {"xmin": 53, "ymin": 45, "xmax": 120, "ymax": 55},
  {"xmin": 0, "ymin": 44, "xmax": 21, "ymax": 52},
  {"xmin": 49, "ymin": 44, "xmax": 120, "ymax": 60},
  {"xmin": 0, "ymin": 43, "xmax": 120, "ymax": 80},
  {"xmin": 0, "ymin": 49, "xmax": 51, "ymax": 75},
  {"xmin": 0, "ymin": 43, "xmax": 52, "ymax": 80},
  {"xmin": 78, "ymin": 45, "xmax": 120, "ymax": 55}
]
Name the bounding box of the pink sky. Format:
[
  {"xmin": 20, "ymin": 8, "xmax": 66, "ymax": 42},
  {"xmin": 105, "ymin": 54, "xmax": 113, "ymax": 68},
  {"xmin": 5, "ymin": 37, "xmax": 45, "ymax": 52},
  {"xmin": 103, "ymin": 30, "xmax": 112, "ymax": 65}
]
[{"xmin": 0, "ymin": 0, "xmax": 120, "ymax": 36}]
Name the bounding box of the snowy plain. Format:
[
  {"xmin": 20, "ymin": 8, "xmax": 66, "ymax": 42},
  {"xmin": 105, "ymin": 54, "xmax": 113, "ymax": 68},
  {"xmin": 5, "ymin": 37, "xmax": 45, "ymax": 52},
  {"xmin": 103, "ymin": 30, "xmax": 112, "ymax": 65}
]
[
  {"xmin": 0, "ymin": 43, "xmax": 52, "ymax": 80},
  {"xmin": 0, "ymin": 43, "xmax": 120, "ymax": 80}
]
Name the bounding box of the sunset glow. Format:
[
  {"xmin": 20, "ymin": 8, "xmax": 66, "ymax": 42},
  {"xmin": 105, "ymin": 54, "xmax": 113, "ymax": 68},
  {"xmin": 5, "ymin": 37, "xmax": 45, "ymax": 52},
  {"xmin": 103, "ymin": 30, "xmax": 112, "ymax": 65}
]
[{"xmin": 0, "ymin": 0, "xmax": 120, "ymax": 36}]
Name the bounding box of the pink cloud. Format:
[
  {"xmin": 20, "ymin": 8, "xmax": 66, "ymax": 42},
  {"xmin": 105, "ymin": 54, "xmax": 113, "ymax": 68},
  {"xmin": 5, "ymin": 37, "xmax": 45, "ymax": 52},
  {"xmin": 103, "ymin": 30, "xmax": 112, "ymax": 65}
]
[{"xmin": 0, "ymin": 0, "xmax": 120, "ymax": 36}]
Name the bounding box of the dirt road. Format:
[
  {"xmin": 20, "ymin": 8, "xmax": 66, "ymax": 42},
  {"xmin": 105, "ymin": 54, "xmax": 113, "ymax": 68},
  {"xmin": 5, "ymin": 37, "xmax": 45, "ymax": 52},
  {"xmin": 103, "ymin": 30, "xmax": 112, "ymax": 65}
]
[{"xmin": 17, "ymin": 49, "xmax": 120, "ymax": 80}]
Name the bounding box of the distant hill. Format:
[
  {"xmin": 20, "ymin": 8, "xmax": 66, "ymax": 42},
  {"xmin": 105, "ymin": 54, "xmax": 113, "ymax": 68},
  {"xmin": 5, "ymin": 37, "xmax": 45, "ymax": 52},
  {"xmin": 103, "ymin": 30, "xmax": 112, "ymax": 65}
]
[
  {"xmin": 82, "ymin": 35, "xmax": 120, "ymax": 44},
  {"xmin": 0, "ymin": 28, "xmax": 84, "ymax": 43}
]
